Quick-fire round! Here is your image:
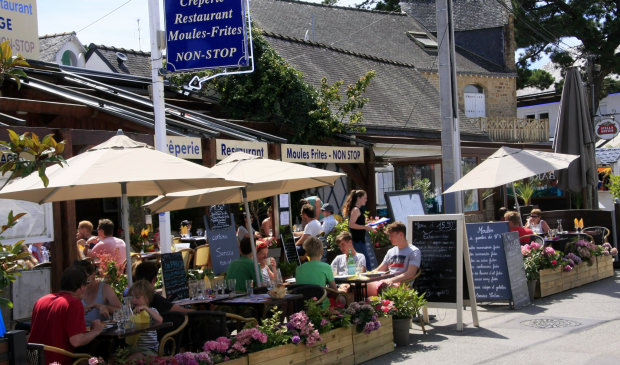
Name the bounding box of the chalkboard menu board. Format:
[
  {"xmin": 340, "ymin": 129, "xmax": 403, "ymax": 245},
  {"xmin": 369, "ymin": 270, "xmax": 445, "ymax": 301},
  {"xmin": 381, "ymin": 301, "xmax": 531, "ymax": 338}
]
[
  {"xmin": 466, "ymin": 222, "xmax": 511, "ymax": 301},
  {"xmin": 411, "ymin": 219, "xmax": 458, "ymax": 303},
  {"xmin": 160, "ymin": 252, "xmax": 189, "ymax": 301},
  {"xmin": 205, "ymin": 213, "xmax": 240, "ymax": 275},
  {"xmin": 385, "ymin": 190, "xmax": 425, "ymax": 225},
  {"xmin": 209, "ymin": 204, "xmax": 232, "ymax": 231},
  {"xmin": 502, "ymin": 231, "xmax": 530, "ymax": 309}
]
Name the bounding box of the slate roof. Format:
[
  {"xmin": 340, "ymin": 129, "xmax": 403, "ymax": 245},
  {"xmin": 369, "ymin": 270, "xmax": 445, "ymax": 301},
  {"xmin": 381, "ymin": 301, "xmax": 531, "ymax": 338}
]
[
  {"xmin": 596, "ymin": 148, "xmax": 620, "ymax": 164},
  {"xmin": 85, "ymin": 44, "xmax": 152, "ymax": 78},
  {"xmin": 400, "ymin": 0, "xmax": 511, "ymax": 32},
  {"xmin": 250, "ymin": 0, "xmax": 509, "ymax": 75},
  {"xmin": 39, "ymin": 32, "xmax": 78, "ymax": 62},
  {"xmin": 263, "ymin": 33, "xmax": 486, "ymax": 138}
]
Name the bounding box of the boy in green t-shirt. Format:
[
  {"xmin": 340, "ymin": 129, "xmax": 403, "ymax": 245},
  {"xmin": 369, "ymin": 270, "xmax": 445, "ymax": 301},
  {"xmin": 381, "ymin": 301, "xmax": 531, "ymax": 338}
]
[{"xmin": 295, "ymin": 237, "xmax": 337, "ymax": 290}]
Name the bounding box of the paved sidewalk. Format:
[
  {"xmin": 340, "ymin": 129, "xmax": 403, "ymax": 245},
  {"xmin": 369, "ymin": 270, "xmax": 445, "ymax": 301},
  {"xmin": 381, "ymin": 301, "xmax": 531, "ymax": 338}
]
[{"xmin": 367, "ymin": 271, "xmax": 620, "ymax": 365}]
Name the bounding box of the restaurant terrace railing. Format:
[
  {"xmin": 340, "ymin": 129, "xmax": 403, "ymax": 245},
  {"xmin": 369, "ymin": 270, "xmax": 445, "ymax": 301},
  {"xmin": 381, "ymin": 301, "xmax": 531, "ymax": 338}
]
[{"xmin": 467, "ymin": 117, "xmax": 550, "ymax": 143}]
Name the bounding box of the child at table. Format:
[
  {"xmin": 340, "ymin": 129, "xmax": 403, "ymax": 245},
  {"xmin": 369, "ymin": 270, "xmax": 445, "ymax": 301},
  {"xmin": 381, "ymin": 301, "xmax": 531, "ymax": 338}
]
[{"xmin": 126, "ymin": 280, "xmax": 163, "ymax": 357}]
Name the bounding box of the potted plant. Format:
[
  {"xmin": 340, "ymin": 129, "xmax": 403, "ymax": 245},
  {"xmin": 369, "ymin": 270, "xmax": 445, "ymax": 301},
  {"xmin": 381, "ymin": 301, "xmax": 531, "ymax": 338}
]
[
  {"xmin": 278, "ymin": 261, "xmax": 297, "ymax": 280},
  {"xmin": 379, "ymin": 284, "xmax": 427, "ymax": 346},
  {"xmin": 514, "ymin": 180, "xmax": 535, "ymax": 207}
]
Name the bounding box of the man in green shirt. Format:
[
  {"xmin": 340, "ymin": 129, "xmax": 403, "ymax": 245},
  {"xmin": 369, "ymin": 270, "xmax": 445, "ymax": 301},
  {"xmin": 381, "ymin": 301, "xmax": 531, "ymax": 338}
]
[
  {"xmin": 295, "ymin": 236, "xmax": 337, "ymax": 290},
  {"xmin": 226, "ymin": 237, "xmax": 258, "ymax": 292}
]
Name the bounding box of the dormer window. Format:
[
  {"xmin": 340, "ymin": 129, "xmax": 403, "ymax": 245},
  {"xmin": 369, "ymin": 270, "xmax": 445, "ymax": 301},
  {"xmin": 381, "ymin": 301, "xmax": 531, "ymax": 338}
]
[{"xmin": 406, "ymin": 31, "xmax": 438, "ymax": 49}]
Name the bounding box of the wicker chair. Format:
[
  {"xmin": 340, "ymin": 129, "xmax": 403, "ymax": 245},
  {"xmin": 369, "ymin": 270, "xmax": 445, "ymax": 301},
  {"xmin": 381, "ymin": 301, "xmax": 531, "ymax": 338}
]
[
  {"xmin": 26, "ymin": 343, "xmax": 45, "ymax": 365},
  {"xmin": 583, "ymin": 226, "xmax": 611, "ymax": 245},
  {"xmin": 158, "ymin": 312, "xmax": 189, "ymax": 356},
  {"xmin": 520, "ymin": 234, "xmax": 545, "ymax": 246},
  {"xmin": 182, "ymin": 310, "xmax": 257, "ymax": 352},
  {"xmin": 194, "ymin": 245, "xmax": 210, "ymax": 269},
  {"xmin": 29, "ymin": 344, "xmax": 92, "ymax": 365}
]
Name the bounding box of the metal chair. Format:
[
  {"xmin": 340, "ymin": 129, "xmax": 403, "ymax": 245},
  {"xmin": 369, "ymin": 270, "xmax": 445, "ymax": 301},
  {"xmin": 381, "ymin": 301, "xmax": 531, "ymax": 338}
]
[
  {"xmin": 32, "ymin": 344, "xmax": 92, "ymax": 365},
  {"xmin": 520, "ymin": 234, "xmax": 545, "ymax": 246},
  {"xmin": 182, "ymin": 310, "xmax": 257, "ymax": 351},
  {"xmin": 157, "ymin": 311, "xmax": 189, "ymax": 356},
  {"xmin": 583, "ymin": 226, "xmax": 611, "ymax": 245},
  {"xmin": 287, "ymin": 284, "xmax": 327, "ymax": 305},
  {"xmin": 194, "ymin": 245, "xmax": 210, "ymax": 269},
  {"xmin": 26, "ymin": 343, "xmax": 45, "ymax": 365}
]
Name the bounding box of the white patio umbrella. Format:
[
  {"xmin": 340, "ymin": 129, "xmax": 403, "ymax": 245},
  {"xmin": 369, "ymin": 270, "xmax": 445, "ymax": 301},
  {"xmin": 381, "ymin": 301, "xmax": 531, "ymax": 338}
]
[
  {"xmin": 144, "ymin": 151, "xmax": 346, "ymax": 283},
  {"xmin": 443, "ymin": 147, "xmax": 578, "ymax": 212},
  {"xmin": 0, "ymin": 131, "xmax": 241, "ymax": 285}
]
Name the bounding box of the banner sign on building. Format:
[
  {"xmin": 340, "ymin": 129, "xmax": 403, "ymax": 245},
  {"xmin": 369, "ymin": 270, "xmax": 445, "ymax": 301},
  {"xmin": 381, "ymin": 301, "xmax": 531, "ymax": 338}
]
[
  {"xmin": 164, "ymin": 0, "xmax": 249, "ymax": 72},
  {"xmin": 166, "ymin": 136, "xmax": 202, "ymax": 159},
  {"xmin": 595, "ymin": 118, "xmax": 620, "ymax": 140},
  {"xmin": 216, "ymin": 139, "xmax": 268, "ymax": 160},
  {"xmin": 281, "ymin": 144, "xmax": 364, "ymax": 163},
  {"xmin": 1, "ymin": 0, "xmax": 39, "ymax": 59}
]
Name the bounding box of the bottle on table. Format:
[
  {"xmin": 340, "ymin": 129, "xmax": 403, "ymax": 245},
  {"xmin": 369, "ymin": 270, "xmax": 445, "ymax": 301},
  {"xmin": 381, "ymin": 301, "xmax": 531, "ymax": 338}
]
[{"xmin": 347, "ymin": 249, "xmax": 356, "ymax": 275}]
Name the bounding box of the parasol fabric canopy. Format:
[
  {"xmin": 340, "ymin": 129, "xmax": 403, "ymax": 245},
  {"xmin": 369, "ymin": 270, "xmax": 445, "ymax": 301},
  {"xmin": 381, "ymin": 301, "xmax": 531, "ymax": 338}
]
[
  {"xmin": 443, "ymin": 146, "xmax": 578, "ymax": 194},
  {"xmin": 0, "ymin": 132, "xmax": 241, "ymax": 285},
  {"xmin": 0, "ymin": 133, "xmax": 239, "ymax": 203},
  {"xmin": 553, "ymin": 67, "xmax": 598, "ymax": 207},
  {"xmin": 144, "ymin": 151, "xmax": 345, "ymax": 213}
]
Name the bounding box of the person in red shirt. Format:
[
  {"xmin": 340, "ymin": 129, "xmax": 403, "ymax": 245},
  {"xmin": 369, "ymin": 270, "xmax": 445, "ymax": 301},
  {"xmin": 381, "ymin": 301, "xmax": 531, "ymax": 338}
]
[
  {"xmin": 29, "ymin": 265, "xmax": 105, "ymax": 364},
  {"xmin": 505, "ymin": 210, "xmax": 534, "ymax": 243}
]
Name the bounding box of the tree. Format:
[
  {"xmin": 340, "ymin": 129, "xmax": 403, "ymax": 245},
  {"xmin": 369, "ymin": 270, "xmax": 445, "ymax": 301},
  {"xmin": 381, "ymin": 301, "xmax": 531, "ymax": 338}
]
[
  {"xmin": 355, "ymin": 0, "xmax": 401, "ymax": 12},
  {"xmin": 513, "ymin": 0, "xmax": 620, "ymax": 111}
]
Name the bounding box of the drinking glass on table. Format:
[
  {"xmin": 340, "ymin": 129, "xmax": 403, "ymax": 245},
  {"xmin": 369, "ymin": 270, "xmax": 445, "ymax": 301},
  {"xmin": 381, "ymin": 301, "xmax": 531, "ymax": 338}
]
[
  {"xmin": 227, "ymin": 279, "xmax": 237, "ymax": 297},
  {"xmin": 245, "ymin": 279, "xmax": 254, "ymax": 296}
]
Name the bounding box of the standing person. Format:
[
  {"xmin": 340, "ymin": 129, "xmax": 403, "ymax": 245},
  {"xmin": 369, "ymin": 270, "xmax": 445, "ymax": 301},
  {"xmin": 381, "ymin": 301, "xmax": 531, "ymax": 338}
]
[
  {"xmin": 88, "ymin": 218, "xmax": 126, "ymax": 267},
  {"xmin": 342, "ymin": 190, "xmax": 373, "ymax": 269},
  {"xmin": 180, "ymin": 220, "xmax": 192, "ymax": 237},
  {"xmin": 261, "ymin": 206, "xmax": 274, "ymax": 237},
  {"xmin": 505, "ymin": 211, "xmax": 534, "ymax": 243},
  {"xmin": 320, "ymin": 203, "xmax": 338, "ymax": 236},
  {"xmin": 76, "ymin": 260, "xmax": 121, "ymax": 323},
  {"xmin": 525, "ymin": 208, "xmax": 550, "ymax": 235},
  {"xmin": 367, "ymin": 221, "xmax": 421, "ymax": 296},
  {"xmin": 29, "ymin": 265, "xmax": 105, "ymax": 365},
  {"xmin": 330, "ymin": 231, "xmax": 366, "ymax": 275},
  {"xmin": 306, "ymin": 196, "xmax": 323, "ymax": 221},
  {"xmin": 293, "ymin": 204, "xmax": 322, "ymax": 256}
]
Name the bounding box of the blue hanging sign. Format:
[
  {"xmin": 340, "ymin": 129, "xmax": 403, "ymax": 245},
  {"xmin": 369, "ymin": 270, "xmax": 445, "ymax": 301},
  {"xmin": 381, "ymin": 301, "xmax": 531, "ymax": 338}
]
[{"xmin": 164, "ymin": 0, "xmax": 249, "ymax": 72}]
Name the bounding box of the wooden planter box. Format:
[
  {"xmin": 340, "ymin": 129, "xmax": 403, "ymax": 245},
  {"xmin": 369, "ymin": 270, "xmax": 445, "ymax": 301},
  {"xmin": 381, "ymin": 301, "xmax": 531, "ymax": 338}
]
[
  {"xmin": 248, "ymin": 344, "xmax": 305, "ymax": 365},
  {"xmin": 352, "ymin": 316, "xmax": 394, "ymax": 364},
  {"xmin": 597, "ymin": 255, "xmax": 614, "ymax": 279},
  {"xmin": 221, "ymin": 357, "xmax": 249, "ymax": 365},
  {"xmin": 305, "ymin": 327, "xmax": 354, "ymax": 365},
  {"xmin": 536, "ymin": 267, "xmax": 563, "ymax": 298},
  {"xmin": 575, "ymin": 261, "xmax": 598, "ymax": 286},
  {"xmin": 561, "ymin": 269, "xmax": 578, "ymax": 291}
]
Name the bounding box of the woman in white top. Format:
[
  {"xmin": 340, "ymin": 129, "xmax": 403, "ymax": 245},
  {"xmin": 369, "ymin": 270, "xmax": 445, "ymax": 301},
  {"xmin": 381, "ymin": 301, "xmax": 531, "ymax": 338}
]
[{"xmin": 525, "ymin": 208, "xmax": 550, "ymax": 235}]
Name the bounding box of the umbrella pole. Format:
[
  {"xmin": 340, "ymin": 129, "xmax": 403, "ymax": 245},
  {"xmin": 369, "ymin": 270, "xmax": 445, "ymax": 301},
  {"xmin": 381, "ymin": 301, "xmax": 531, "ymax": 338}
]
[
  {"xmin": 122, "ymin": 183, "xmax": 133, "ymax": 287},
  {"xmin": 511, "ymin": 182, "xmax": 522, "ymax": 226},
  {"xmin": 242, "ymin": 187, "xmax": 262, "ymax": 287}
]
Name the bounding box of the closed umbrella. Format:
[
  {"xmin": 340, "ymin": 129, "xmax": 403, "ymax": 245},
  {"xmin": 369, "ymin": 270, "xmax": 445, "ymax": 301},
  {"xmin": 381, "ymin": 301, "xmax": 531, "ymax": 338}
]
[
  {"xmin": 553, "ymin": 67, "xmax": 598, "ymax": 209},
  {"xmin": 444, "ymin": 147, "xmax": 578, "ymax": 193},
  {"xmin": 0, "ymin": 131, "xmax": 240, "ymax": 284},
  {"xmin": 145, "ymin": 151, "xmax": 346, "ymax": 283}
]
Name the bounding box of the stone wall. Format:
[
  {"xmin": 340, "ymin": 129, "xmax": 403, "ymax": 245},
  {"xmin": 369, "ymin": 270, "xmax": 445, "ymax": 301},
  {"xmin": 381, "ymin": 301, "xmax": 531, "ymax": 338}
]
[{"xmin": 422, "ymin": 72, "xmax": 517, "ymax": 118}]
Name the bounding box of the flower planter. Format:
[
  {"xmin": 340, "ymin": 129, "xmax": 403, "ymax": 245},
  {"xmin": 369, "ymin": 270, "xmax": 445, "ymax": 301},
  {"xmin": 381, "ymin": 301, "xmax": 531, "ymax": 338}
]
[
  {"xmin": 352, "ymin": 316, "xmax": 394, "ymax": 364},
  {"xmin": 561, "ymin": 269, "xmax": 578, "ymax": 291},
  {"xmin": 248, "ymin": 344, "xmax": 305, "ymax": 365},
  {"xmin": 597, "ymin": 256, "xmax": 614, "ymax": 279},
  {"xmin": 575, "ymin": 261, "xmax": 598, "ymax": 287},
  {"xmin": 536, "ymin": 267, "xmax": 563, "ymax": 298},
  {"xmin": 391, "ymin": 318, "xmax": 411, "ymax": 347},
  {"xmin": 305, "ymin": 327, "xmax": 354, "ymax": 365},
  {"xmin": 220, "ymin": 356, "xmax": 249, "ymax": 365}
]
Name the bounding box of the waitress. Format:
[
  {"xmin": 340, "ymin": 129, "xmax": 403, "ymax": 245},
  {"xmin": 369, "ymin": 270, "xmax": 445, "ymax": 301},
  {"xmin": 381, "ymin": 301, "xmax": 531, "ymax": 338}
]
[{"xmin": 342, "ymin": 190, "xmax": 374, "ymax": 270}]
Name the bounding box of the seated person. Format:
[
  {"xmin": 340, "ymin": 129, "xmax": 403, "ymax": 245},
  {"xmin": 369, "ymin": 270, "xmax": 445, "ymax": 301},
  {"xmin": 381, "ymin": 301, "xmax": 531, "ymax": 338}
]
[
  {"xmin": 133, "ymin": 262, "xmax": 193, "ymax": 313},
  {"xmin": 525, "ymin": 208, "xmax": 550, "ymax": 235},
  {"xmin": 320, "ymin": 203, "xmax": 338, "ymax": 236},
  {"xmin": 330, "ymin": 231, "xmax": 366, "ymax": 275},
  {"xmin": 505, "ymin": 211, "xmax": 534, "ymax": 243},
  {"xmin": 88, "ymin": 218, "xmax": 126, "ymax": 267},
  {"xmin": 237, "ymin": 212, "xmax": 261, "ymax": 242},
  {"xmin": 29, "ymin": 242, "xmax": 50, "ymax": 263},
  {"xmin": 295, "ymin": 236, "xmax": 337, "ymax": 291},
  {"xmin": 367, "ymin": 221, "xmax": 421, "ymax": 296},
  {"xmin": 226, "ymin": 237, "xmax": 258, "ymax": 292},
  {"xmin": 257, "ymin": 242, "xmax": 277, "ymax": 287},
  {"xmin": 76, "ymin": 260, "xmax": 121, "ymax": 323},
  {"xmin": 76, "ymin": 220, "xmax": 99, "ymax": 259},
  {"xmin": 293, "ymin": 204, "xmax": 322, "ymax": 256},
  {"xmin": 126, "ymin": 280, "xmax": 163, "ymax": 358},
  {"xmin": 29, "ymin": 265, "xmax": 105, "ymax": 365}
]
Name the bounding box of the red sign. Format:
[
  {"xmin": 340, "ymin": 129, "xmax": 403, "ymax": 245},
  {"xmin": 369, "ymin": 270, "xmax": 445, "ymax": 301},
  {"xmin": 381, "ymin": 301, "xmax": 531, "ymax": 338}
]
[{"xmin": 595, "ymin": 119, "xmax": 620, "ymax": 140}]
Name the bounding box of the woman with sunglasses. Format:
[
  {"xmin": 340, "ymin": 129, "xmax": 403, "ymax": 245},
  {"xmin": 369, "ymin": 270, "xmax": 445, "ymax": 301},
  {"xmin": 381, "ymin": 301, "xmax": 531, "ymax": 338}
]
[{"xmin": 525, "ymin": 208, "xmax": 550, "ymax": 235}]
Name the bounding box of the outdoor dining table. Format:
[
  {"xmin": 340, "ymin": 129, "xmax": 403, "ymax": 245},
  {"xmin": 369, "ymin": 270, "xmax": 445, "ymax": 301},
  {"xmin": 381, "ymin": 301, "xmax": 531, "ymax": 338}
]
[
  {"xmin": 173, "ymin": 293, "xmax": 245, "ymax": 308},
  {"xmin": 546, "ymin": 231, "xmax": 600, "ymax": 252},
  {"xmin": 334, "ymin": 272, "xmax": 396, "ymax": 302},
  {"xmin": 212, "ymin": 293, "xmax": 304, "ymax": 322},
  {"xmin": 97, "ymin": 321, "xmax": 173, "ymax": 340},
  {"xmin": 181, "ymin": 237, "xmax": 207, "ymax": 249}
]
